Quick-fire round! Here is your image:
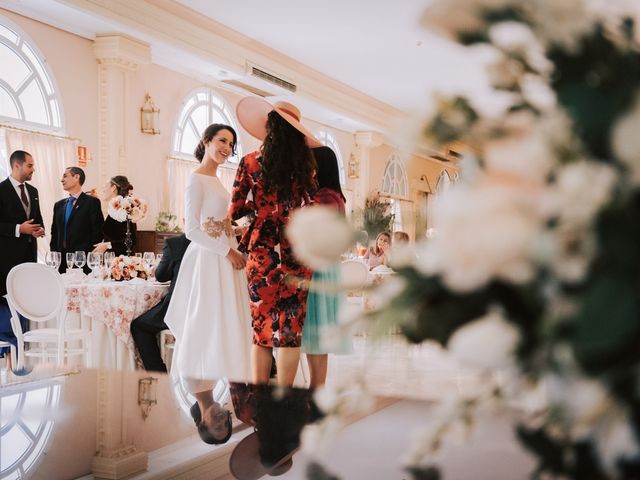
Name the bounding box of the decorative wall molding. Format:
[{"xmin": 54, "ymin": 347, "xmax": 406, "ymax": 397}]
[
  {"xmin": 94, "ymin": 34, "xmax": 151, "ymax": 187},
  {"xmin": 34, "ymin": 0, "xmax": 402, "ymax": 132}
]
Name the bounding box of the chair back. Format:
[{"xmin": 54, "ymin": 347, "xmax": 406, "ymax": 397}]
[
  {"xmin": 6, "ymin": 263, "xmax": 65, "ymax": 323},
  {"xmin": 340, "ymin": 260, "xmax": 369, "ymax": 290}
]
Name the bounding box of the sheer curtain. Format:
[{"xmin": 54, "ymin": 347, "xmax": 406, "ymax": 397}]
[
  {"xmin": 168, "ymin": 156, "xmax": 238, "ymax": 228},
  {"xmin": 3, "ymin": 128, "xmax": 77, "ymax": 259}
]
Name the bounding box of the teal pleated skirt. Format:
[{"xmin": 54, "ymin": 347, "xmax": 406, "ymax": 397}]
[{"xmin": 302, "ymin": 265, "xmax": 352, "ymax": 355}]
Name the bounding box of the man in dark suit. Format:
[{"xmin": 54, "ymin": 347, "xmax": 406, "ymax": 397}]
[
  {"xmin": 131, "ymin": 234, "xmax": 190, "ymax": 372},
  {"xmin": 0, "ymin": 150, "xmax": 44, "ymax": 360},
  {"xmin": 50, "ymin": 167, "xmax": 103, "ymax": 273},
  {"xmin": 0, "ymin": 150, "xmax": 45, "ymax": 302}
]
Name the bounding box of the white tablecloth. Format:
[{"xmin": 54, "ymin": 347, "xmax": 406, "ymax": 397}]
[{"xmin": 65, "ymin": 279, "xmax": 169, "ymax": 370}]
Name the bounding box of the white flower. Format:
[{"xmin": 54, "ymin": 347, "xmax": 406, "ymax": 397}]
[
  {"xmin": 421, "ymin": 0, "xmax": 516, "ymax": 40},
  {"xmin": 300, "ymin": 416, "xmax": 344, "ymax": 458},
  {"xmin": 447, "ymin": 308, "xmax": 520, "ymax": 370},
  {"xmin": 554, "ymin": 160, "xmax": 617, "ymax": 228},
  {"xmin": 594, "ymin": 408, "xmax": 640, "ymax": 474},
  {"xmin": 489, "ymin": 21, "xmax": 537, "ymax": 52},
  {"xmin": 108, "ymin": 195, "xmax": 128, "ymax": 222},
  {"xmin": 416, "ymin": 183, "xmax": 544, "ymax": 292},
  {"xmin": 287, "ymin": 205, "xmax": 354, "ymax": 269},
  {"xmin": 612, "ymin": 91, "xmax": 640, "ymax": 185},
  {"xmin": 520, "ymin": 74, "xmax": 557, "ymax": 112},
  {"xmin": 529, "ymin": 0, "xmax": 599, "ymax": 52}
]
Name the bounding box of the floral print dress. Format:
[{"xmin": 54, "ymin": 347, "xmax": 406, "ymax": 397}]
[{"xmin": 229, "ymin": 151, "xmax": 312, "ymax": 348}]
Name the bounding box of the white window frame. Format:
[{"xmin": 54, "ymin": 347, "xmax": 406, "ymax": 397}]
[
  {"xmin": 0, "ymin": 16, "xmax": 64, "ymax": 133},
  {"xmin": 171, "ymin": 87, "xmax": 242, "ymax": 163}
]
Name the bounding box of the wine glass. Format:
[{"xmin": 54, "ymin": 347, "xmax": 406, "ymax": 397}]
[
  {"xmin": 142, "ymin": 252, "xmax": 155, "ymax": 272},
  {"xmin": 74, "ymin": 250, "xmax": 86, "ymax": 270},
  {"xmin": 66, "ymin": 252, "xmax": 75, "ymax": 272},
  {"xmin": 87, "ymin": 252, "xmax": 100, "ymax": 279},
  {"xmin": 103, "ymin": 252, "xmax": 115, "ymax": 279},
  {"xmin": 51, "ymin": 251, "xmax": 61, "ymax": 271},
  {"xmin": 46, "ymin": 251, "xmax": 56, "ymax": 268}
]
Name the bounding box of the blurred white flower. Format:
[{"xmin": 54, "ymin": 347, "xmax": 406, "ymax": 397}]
[
  {"xmin": 486, "ymin": 54, "xmax": 525, "ymax": 90},
  {"xmin": 549, "ymin": 227, "xmax": 596, "ymax": 283},
  {"xmin": 594, "ymin": 408, "xmax": 640, "ymax": 474},
  {"xmin": 483, "ymin": 130, "xmax": 555, "ymax": 183},
  {"xmin": 612, "ymin": 91, "xmax": 640, "ymax": 185},
  {"xmin": 546, "ymin": 374, "xmax": 609, "ymax": 437},
  {"xmin": 416, "ymin": 183, "xmax": 544, "ymax": 292},
  {"xmin": 529, "ymin": 0, "xmax": 599, "ymax": 52},
  {"xmin": 287, "ymin": 206, "xmax": 354, "ymax": 269},
  {"xmin": 554, "ymin": 160, "xmax": 617, "ymax": 228},
  {"xmin": 447, "ymin": 308, "xmax": 520, "ymax": 369},
  {"xmin": 521, "ymin": 74, "xmax": 557, "ymax": 112},
  {"xmin": 421, "ymin": 0, "xmax": 515, "ymax": 40},
  {"xmin": 300, "ymin": 415, "xmax": 344, "ymax": 458},
  {"xmin": 489, "ymin": 21, "xmax": 537, "ymax": 52}
]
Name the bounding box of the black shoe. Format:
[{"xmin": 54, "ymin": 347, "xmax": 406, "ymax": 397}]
[{"xmin": 190, "ymin": 402, "xmax": 201, "ymax": 426}]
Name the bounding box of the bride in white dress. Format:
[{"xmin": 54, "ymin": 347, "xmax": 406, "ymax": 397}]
[{"xmin": 165, "ymin": 123, "xmax": 252, "ymax": 383}]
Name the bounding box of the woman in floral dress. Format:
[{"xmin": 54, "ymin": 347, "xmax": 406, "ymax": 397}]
[{"xmin": 231, "ymin": 97, "xmax": 320, "ymax": 386}]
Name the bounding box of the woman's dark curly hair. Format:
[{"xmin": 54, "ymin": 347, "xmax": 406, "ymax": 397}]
[{"xmin": 260, "ymin": 111, "xmax": 316, "ymax": 199}]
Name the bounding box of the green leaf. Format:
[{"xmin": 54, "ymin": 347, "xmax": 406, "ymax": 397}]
[{"xmin": 573, "ymin": 275, "xmax": 640, "ymax": 372}]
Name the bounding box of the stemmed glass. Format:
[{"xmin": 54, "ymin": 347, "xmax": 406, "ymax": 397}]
[
  {"xmin": 51, "ymin": 251, "xmax": 61, "ymax": 271},
  {"xmin": 87, "ymin": 252, "xmax": 101, "ymax": 279},
  {"xmin": 74, "ymin": 251, "xmax": 86, "ymax": 270},
  {"xmin": 103, "ymin": 252, "xmax": 115, "ymax": 280},
  {"xmin": 142, "ymin": 252, "xmax": 155, "ymax": 275},
  {"xmin": 65, "ymin": 252, "xmax": 75, "ymax": 272}
]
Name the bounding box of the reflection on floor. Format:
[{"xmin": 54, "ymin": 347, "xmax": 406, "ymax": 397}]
[
  {"xmin": 328, "ymin": 334, "xmax": 484, "ymax": 401},
  {"xmin": 0, "ymin": 334, "xmax": 507, "ymax": 480}
]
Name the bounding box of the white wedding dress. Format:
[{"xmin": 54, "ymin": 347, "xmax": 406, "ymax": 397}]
[{"xmin": 165, "ymin": 172, "xmax": 252, "ymax": 382}]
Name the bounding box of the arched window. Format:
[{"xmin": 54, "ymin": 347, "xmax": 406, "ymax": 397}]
[
  {"xmin": 381, "ymin": 153, "xmax": 408, "ymax": 198},
  {"xmin": 0, "ymin": 19, "xmax": 63, "ymax": 131},
  {"xmin": 1, "ymin": 381, "xmax": 62, "ymax": 479},
  {"xmin": 435, "ymin": 170, "xmax": 454, "ymax": 196},
  {"xmin": 315, "ymin": 129, "xmax": 345, "ymax": 185},
  {"xmin": 172, "ymin": 87, "xmax": 242, "ymax": 162}
]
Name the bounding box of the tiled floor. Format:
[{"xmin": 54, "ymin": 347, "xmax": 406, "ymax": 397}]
[{"xmin": 326, "ymin": 334, "xmax": 485, "ymax": 401}]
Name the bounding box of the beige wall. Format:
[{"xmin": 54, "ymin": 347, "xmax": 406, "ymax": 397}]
[
  {"xmin": 0, "ymin": 7, "xmax": 454, "ymax": 238},
  {"xmin": 29, "ymin": 370, "xmax": 194, "ymax": 479}
]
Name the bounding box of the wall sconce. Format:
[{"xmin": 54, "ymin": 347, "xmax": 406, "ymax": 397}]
[
  {"xmin": 140, "ymin": 93, "xmax": 160, "ymax": 135},
  {"xmin": 348, "ymin": 152, "xmax": 360, "ymax": 179},
  {"xmin": 77, "ymin": 145, "xmax": 89, "ymax": 167},
  {"xmin": 138, "ymin": 376, "xmax": 158, "ymax": 420}
]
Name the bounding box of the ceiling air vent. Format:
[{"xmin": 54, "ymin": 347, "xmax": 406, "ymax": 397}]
[
  {"xmin": 221, "ymin": 79, "xmax": 274, "ymax": 98},
  {"xmin": 250, "ymin": 65, "xmax": 297, "ymax": 93}
]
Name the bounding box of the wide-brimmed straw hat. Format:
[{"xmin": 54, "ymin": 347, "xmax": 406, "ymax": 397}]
[
  {"xmin": 228, "ymin": 431, "xmax": 298, "ymax": 480},
  {"xmin": 236, "ymin": 96, "xmax": 322, "ymax": 148}
]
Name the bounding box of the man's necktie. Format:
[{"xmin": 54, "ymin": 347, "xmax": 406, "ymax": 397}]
[
  {"xmin": 18, "ymin": 184, "xmax": 29, "ymax": 212},
  {"xmin": 63, "ymin": 196, "xmax": 76, "ymax": 245}
]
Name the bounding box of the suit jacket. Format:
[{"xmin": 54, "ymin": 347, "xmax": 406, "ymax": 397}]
[
  {"xmin": 133, "ymin": 234, "xmax": 191, "ymax": 328},
  {"xmin": 0, "ymin": 177, "xmax": 44, "ymax": 299},
  {"xmin": 50, "ymin": 192, "xmax": 103, "ymax": 260}
]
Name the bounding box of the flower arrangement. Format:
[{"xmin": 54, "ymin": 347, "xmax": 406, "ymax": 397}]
[
  {"xmin": 288, "ymin": 1, "xmax": 640, "ymax": 479},
  {"xmin": 354, "ymin": 193, "xmax": 394, "ymax": 241},
  {"xmin": 108, "ymin": 195, "xmax": 149, "ymax": 223},
  {"xmin": 109, "ymin": 255, "xmax": 150, "ymax": 281},
  {"xmin": 155, "ymin": 210, "xmax": 182, "ymax": 233}
]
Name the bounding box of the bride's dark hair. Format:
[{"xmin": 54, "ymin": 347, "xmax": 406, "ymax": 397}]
[
  {"xmin": 194, "ymin": 123, "xmax": 238, "ymax": 162},
  {"xmin": 260, "ymin": 112, "xmax": 316, "ymax": 199}
]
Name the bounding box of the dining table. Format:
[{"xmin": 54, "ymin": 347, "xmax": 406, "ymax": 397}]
[{"xmin": 63, "ymin": 272, "xmax": 169, "ymax": 370}]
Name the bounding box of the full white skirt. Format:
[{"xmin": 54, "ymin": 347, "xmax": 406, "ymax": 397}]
[{"xmin": 165, "ymin": 243, "xmax": 252, "ymax": 382}]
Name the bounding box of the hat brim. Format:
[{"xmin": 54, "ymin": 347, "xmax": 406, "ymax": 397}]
[
  {"xmin": 229, "ymin": 432, "xmax": 297, "ymax": 480},
  {"xmin": 236, "ymin": 96, "xmax": 322, "ymax": 149}
]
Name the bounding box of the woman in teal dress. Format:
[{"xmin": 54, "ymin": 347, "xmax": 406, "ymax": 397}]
[{"xmin": 303, "ymin": 146, "xmax": 352, "ymax": 387}]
